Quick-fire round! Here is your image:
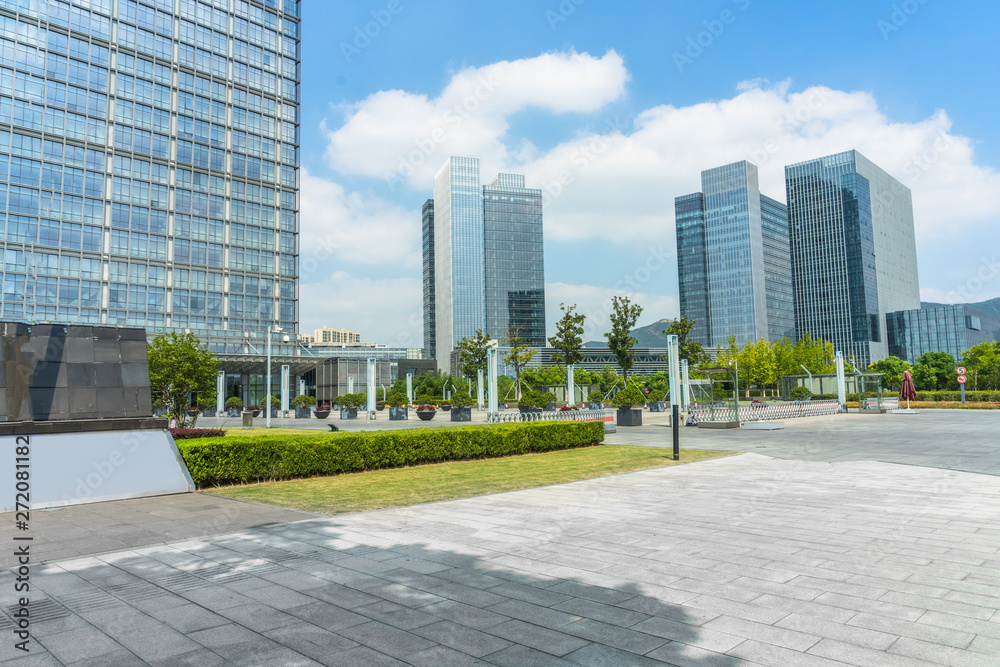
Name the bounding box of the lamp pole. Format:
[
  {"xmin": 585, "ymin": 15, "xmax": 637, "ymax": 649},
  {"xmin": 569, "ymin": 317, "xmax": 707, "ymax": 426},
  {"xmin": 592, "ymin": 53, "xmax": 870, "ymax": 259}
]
[{"xmin": 265, "ymin": 326, "xmax": 283, "ymax": 428}]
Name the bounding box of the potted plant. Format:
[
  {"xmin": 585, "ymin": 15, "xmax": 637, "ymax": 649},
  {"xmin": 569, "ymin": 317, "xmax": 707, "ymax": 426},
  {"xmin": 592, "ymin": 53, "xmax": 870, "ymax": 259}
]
[
  {"xmin": 789, "ymin": 386, "xmax": 813, "ymax": 401},
  {"xmin": 187, "ymin": 404, "xmax": 199, "ymax": 418},
  {"xmin": 647, "ymin": 389, "xmax": 667, "ymax": 412},
  {"xmin": 291, "ymin": 394, "xmax": 316, "ymax": 418},
  {"xmin": 245, "ymin": 405, "xmax": 261, "ymax": 417},
  {"xmin": 314, "ymin": 403, "xmax": 331, "ymax": 419},
  {"xmin": 612, "ymin": 386, "xmax": 646, "ymax": 427},
  {"xmin": 415, "ymin": 403, "xmax": 436, "ymax": 421},
  {"xmin": 439, "ymin": 398, "xmax": 452, "ymax": 412},
  {"xmin": 198, "ymin": 397, "xmax": 216, "ymax": 418},
  {"xmin": 587, "ymin": 391, "xmax": 604, "ymax": 411},
  {"xmin": 517, "ymin": 390, "xmax": 546, "ymax": 414},
  {"xmin": 544, "ymin": 391, "xmax": 557, "ymax": 411},
  {"xmin": 225, "ymin": 396, "xmax": 243, "ymax": 417},
  {"xmin": 267, "ymin": 395, "xmax": 281, "ymax": 418},
  {"xmin": 450, "ymin": 391, "xmax": 472, "ymax": 422},
  {"xmin": 388, "ymin": 391, "xmax": 408, "ymax": 421},
  {"xmin": 339, "ymin": 393, "xmax": 360, "ymax": 419}
]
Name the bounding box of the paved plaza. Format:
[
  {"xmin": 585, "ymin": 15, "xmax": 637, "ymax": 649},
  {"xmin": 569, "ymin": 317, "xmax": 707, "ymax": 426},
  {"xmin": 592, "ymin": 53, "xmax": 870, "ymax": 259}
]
[{"xmin": 3, "ymin": 411, "xmax": 1000, "ymax": 665}]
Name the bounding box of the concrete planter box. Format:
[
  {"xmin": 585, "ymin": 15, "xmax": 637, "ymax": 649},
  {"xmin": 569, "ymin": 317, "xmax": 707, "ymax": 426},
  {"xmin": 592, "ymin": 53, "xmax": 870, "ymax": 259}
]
[
  {"xmin": 201, "ymin": 409, "xmax": 217, "ymax": 418},
  {"xmin": 450, "ymin": 406, "xmax": 472, "ymax": 422},
  {"xmin": 648, "ymin": 402, "xmax": 666, "ymax": 412},
  {"xmin": 617, "ymin": 408, "xmax": 643, "ymax": 427},
  {"xmin": 340, "ymin": 407, "xmax": 358, "ymax": 420},
  {"xmin": 295, "ymin": 408, "xmax": 312, "ymax": 419},
  {"xmin": 226, "ymin": 408, "xmax": 241, "ymax": 418},
  {"xmin": 587, "ymin": 402, "xmax": 604, "ymax": 411},
  {"xmin": 389, "ymin": 407, "xmax": 408, "ymax": 421}
]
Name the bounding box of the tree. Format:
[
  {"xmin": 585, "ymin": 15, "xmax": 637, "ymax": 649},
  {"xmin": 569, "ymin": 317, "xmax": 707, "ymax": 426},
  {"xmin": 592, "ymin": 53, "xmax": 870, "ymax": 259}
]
[
  {"xmin": 548, "ymin": 303, "xmax": 586, "ymax": 369},
  {"xmin": 743, "ymin": 339, "xmax": 778, "ymax": 397},
  {"xmin": 503, "ymin": 326, "xmax": 536, "ymax": 400},
  {"xmin": 663, "ymin": 316, "xmax": 709, "ymax": 366},
  {"xmin": 604, "ymin": 295, "xmax": 643, "ymax": 381},
  {"xmin": 868, "ymin": 357, "xmax": 912, "ymax": 390},
  {"xmin": 912, "ymin": 351, "xmax": 956, "ymax": 391},
  {"xmin": 962, "ymin": 342, "xmax": 1000, "ymax": 391},
  {"xmin": 456, "ymin": 329, "xmax": 491, "ymax": 379},
  {"xmin": 147, "ymin": 332, "xmax": 218, "ymax": 426}
]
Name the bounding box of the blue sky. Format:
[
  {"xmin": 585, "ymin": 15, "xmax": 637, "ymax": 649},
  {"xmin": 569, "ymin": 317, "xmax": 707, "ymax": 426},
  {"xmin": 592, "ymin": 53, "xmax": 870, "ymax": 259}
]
[{"xmin": 298, "ymin": 0, "xmax": 1000, "ymax": 345}]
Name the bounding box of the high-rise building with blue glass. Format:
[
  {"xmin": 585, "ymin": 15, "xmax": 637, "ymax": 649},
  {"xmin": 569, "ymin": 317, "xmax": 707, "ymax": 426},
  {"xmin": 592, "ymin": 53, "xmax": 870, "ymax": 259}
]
[
  {"xmin": 427, "ymin": 157, "xmax": 545, "ymax": 372},
  {"xmin": 785, "ymin": 150, "xmax": 920, "ymax": 367},
  {"xmin": 0, "ymin": 0, "xmax": 300, "ymax": 354},
  {"xmin": 675, "ymin": 161, "xmax": 792, "ymax": 349}
]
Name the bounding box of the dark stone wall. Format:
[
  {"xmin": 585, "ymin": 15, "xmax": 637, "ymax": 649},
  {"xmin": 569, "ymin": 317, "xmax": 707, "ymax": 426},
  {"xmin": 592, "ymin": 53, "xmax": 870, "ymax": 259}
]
[{"xmin": 0, "ymin": 323, "xmax": 152, "ymax": 422}]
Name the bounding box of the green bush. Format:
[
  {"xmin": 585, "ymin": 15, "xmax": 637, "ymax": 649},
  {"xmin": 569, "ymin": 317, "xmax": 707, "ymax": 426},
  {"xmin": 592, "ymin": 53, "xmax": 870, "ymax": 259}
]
[
  {"xmin": 450, "ymin": 391, "xmax": 472, "ymax": 408},
  {"xmin": 291, "ymin": 395, "xmax": 316, "ymax": 408},
  {"xmin": 388, "ymin": 391, "xmax": 407, "ymax": 407},
  {"xmin": 587, "ymin": 390, "xmax": 604, "ymax": 403},
  {"xmin": 789, "ymin": 386, "xmax": 813, "ymax": 400},
  {"xmin": 338, "ymin": 393, "xmax": 362, "ymax": 408},
  {"xmin": 178, "ymin": 421, "xmax": 606, "ymax": 487},
  {"xmin": 518, "ymin": 390, "xmax": 548, "ymax": 409},
  {"xmin": 612, "ymin": 386, "xmax": 646, "ymax": 410},
  {"xmin": 267, "ymin": 395, "xmax": 281, "ymax": 409},
  {"xmin": 225, "ymin": 396, "xmax": 243, "ymax": 409}
]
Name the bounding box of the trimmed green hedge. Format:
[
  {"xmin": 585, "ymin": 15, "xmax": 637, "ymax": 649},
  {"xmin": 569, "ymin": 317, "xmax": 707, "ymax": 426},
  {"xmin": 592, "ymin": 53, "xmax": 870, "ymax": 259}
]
[{"xmin": 178, "ymin": 421, "xmax": 606, "ymax": 487}]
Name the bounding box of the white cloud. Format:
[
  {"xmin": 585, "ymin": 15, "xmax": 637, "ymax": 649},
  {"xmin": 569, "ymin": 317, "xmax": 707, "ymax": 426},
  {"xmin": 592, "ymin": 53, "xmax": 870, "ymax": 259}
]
[
  {"xmin": 322, "ymin": 50, "xmax": 630, "ymax": 189},
  {"xmin": 299, "ymin": 273, "xmax": 423, "ymax": 347},
  {"xmin": 545, "ymin": 282, "xmax": 679, "ymax": 341},
  {"xmin": 299, "ymin": 169, "xmax": 419, "ymax": 276}
]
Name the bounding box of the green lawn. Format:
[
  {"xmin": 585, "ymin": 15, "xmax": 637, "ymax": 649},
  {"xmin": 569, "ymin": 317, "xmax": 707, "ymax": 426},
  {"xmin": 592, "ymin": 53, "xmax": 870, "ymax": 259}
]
[{"xmin": 207, "ymin": 446, "xmax": 738, "ymax": 515}]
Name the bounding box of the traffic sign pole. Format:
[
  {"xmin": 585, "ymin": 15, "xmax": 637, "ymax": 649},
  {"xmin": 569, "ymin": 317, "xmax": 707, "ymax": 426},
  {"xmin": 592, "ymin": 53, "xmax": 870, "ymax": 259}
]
[{"xmin": 957, "ymin": 367, "xmax": 967, "ymax": 405}]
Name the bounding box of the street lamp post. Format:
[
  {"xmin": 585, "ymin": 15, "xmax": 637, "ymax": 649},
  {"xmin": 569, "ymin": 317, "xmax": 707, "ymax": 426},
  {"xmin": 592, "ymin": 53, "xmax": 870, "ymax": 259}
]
[{"xmin": 266, "ymin": 326, "xmax": 283, "ymax": 429}]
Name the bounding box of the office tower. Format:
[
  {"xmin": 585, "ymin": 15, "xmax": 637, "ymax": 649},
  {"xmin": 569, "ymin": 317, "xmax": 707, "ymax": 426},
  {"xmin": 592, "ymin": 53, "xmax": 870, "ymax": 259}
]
[
  {"xmin": 421, "ymin": 199, "xmax": 435, "ymax": 358},
  {"xmin": 425, "ymin": 157, "xmax": 546, "ymax": 371},
  {"xmin": 433, "ymin": 157, "xmax": 484, "ymax": 369},
  {"xmin": 0, "ymin": 0, "xmax": 301, "ymax": 353},
  {"xmin": 785, "ymin": 150, "xmax": 920, "ymax": 367},
  {"xmin": 483, "ymin": 173, "xmax": 545, "ymax": 346},
  {"xmin": 675, "ymin": 161, "xmax": 792, "ymax": 349}
]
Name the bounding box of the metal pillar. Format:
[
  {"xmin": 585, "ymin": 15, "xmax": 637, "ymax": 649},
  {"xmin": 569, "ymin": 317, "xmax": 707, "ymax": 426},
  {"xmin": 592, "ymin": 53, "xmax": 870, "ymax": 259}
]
[
  {"xmin": 366, "ymin": 358, "xmax": 376, "ymax": 420},
  {"xmin": 667, "ymin": 335, "xmax": 680, "ymax": 461},
  {"xmin": 487, "ymin": 346, "xmax": 498, "ymax": 416},
  {"xmin": 299, "ymin": 378, "xmax": 305, "ymax": 397},
  {"xmin": 280, "ymin": 365, "xmax": 290, "ymax": 414},
  {"xmin": 477, "ymin": 369, "xmax": 484, "ymax": 410},
  {"xmin": 406, "ymin": 371, "xmax": 414, "ymax": 406},
  {"xmin": 836, "ymin": 352, "xmax": 846, "ymax": 411},
  {"xmin": 680, "ymin": 359, "xmax": 690, "ymax": 411},
  {"xmin": 265, "ymin": 328, "xmax": 272, "ymax": 428},
  {"xmin": 348, "ymin": 376, "xmax": 354, "ymax": 394},
  {"xmin": 216, "ymin": 371, "xmax": 225, "ymax": 414},
  {"xmin": 567, "ymin": 364, "xmax": 575, "ymax": 406}
]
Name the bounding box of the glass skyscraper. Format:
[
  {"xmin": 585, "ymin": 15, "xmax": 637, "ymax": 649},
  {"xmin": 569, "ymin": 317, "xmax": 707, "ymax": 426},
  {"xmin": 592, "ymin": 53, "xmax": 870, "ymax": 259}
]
[
  {"xmin": 0, "ymin": 0, "xmax": 300, "ymax": 353},
  {"xmin": 675, "ymin": 161, "xmax": 791, "ymax": 349},
  {"xmin": 421, "ymin": 198, "xmax": 434, "ymax": 358},
  {"xmin": 785, "ymin": 150, "xmax": 919, "ymax": 367},
  {"xmin": 483, "ymin": 173, "xmax": 545, "ymax": 347},
  {"xmin": 426, "ymin": 157, "xmax": 546, "ymax": 371}
]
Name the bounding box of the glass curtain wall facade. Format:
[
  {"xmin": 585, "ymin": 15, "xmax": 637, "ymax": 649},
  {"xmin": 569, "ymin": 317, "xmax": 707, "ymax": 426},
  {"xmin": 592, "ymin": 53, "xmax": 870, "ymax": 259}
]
[
  {"xmin": 674, "ymin": 192, "xmax": 711, "ymax": 346},
  {"xmin": 0, "ymin": 0, "xmax": 300, "ymax": 354},
  {"xmin": 676, "ymin": 161, "xmax": 789, "ymax": 349},
  {"xmin": 421, "ymin": 198, "xmax": 434, "ymax": 358},
  {"xmin": 702, "ymin": 161, "xmax": 768, "ymax": 346},
  {"xmin": 483, "ymin": 173, "xmax": 545, "ymax": 346},
  {"xmin": 761, "ymin": 194, "xmax": 794, "ymax": 341},
  {"xmin": 887, "ymin": 305, "xmax": 1000, "ymax": 363},
  {"xmin": 432, "ymin": 156, "xmax": 483, "ymax": 369},
  {"xmin": 786, "ymin": 150, "xmax": 918, "ymax": 367}
]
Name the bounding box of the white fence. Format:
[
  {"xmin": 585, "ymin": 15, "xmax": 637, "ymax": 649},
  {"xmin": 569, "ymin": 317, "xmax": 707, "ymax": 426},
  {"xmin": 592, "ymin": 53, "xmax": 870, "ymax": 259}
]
[
  {"xmin": 691, "ymin": 400, "xmax": 843, "ymax": 423},
  {"xmin": 486, "ymin": 409, "xmax": 612, "ymax": 425}
]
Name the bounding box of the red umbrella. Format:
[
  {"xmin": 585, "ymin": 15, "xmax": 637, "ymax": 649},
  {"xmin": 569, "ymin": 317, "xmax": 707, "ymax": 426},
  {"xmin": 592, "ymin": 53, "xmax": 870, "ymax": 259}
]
[{"xmin": 899, "ymin": 370, "xmax": 917, "ymax": 409}]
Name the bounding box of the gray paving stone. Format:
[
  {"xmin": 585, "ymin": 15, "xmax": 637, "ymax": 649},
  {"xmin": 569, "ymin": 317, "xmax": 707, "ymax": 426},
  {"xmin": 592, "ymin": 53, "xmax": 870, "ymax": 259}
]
[
  {"xmin": 407, "ymin": 644, "xmax": 493, "ymax": 666},
  {"xmin": 484, "ymin": 619, "xmax": 591, "ymax": 656},
  {"xmin": 336, "ymin": 620, "xmax": 438, "ymax": 660},
  {"xmin": 702, "ymin": 614, "xmax": 820, "ymax": 652},
  {"xmin": 559, "ymin": 617, "xmax": 668, "ymax": 655},
  {"xmin": 484, "ymin": 643, "xmax": 582, "ymax": 666},
  {"xmin": 412, "ymin": 619, "xmax": 513, "ymax": 657},
  {"xmin": 889, "ymin": 636, "xmax": 1000, "ymax": 667},
  {"xmin": 631, "ymin": 616, "xmax": 745, "ymax": 654},
  {"xmin": 36, "ymin": 624, "xmax": 125, "ymax": 664},
  {"xmin": 563, "ymin": 642, "xmax": 672, "ymax": 666},
  {"xmin": 807, "ymin": 637, "xmax": 941, "ymax": 666},
  {"xmin": 551, "ymin": 597, "xmax": 651, "ymax": 627},
  {"xmin": 725, "ymin": 639, "xmax": 847, "ymax": 667}
]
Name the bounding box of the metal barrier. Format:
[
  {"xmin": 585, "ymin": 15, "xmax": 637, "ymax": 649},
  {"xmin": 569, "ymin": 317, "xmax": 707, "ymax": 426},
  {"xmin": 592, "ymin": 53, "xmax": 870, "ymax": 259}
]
[
  {"xmin": 690, "ymin": 400, "xmax": 843, "ymax": 423},
  {"xmin": 487, "ymin": 409, "xmax": 611, "ymax": 424}
]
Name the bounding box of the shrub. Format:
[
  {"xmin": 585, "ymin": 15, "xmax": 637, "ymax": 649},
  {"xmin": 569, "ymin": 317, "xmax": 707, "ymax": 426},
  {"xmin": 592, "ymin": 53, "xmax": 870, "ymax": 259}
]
[
  {"xmin": 518, "ymin": 390, "xmax": 548, "ymax": 409},
  {"xmin": 646, "ymin": 389, "xmax": 667, "ymax": 402},
  {"xmin": 291, "ymin": 395, "xmax": 316, "ymax": 408},
  {"xmin": 789, "ymin": 386, "xmax": 813, "ymax": 400},
  {"xmin": 450, "ymin": 391, "xmax": 472, "ymax": 408},
  {"xmin": 612, "ymin": 386, "xmax": 646, "ymax": 410},
  {"xmin": 388, "ymin": 391, "xmax": 408, "ymax": 407},
  {"xmin": 338, "ymin": 393, "xmax": 362, "ymax": 408},
  {"xmin": 178, "ymin": 421, "xmax": 606, "ymax": 487},
  {"xmin": 225, "ymin": 396, "xmax": 243, "ymax": 409},
  {"xmin": 170, "ymin": 427, "xmax": 226, "ymax": 440},
  {"xmin": 587, "ymin": 391, "xmax": 604, "ymax": 403},
  {"xmin": 267, "ymin": 395, "xmax": 281, "ymax": 409}
]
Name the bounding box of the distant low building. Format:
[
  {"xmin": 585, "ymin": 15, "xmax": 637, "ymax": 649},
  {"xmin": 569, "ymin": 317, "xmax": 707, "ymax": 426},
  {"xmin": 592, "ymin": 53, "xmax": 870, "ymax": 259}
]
[
  {"xmin": 886, "ymin": 304, "xmax": 1000, "ymax": 363},
  {"xmin": 301, "ymin": 327, "xmax": 362, "ymax": 345}
]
